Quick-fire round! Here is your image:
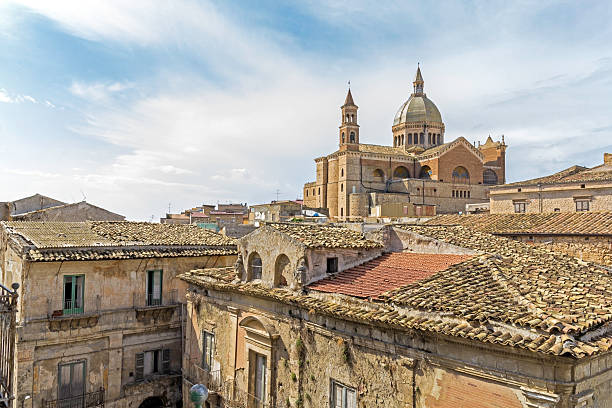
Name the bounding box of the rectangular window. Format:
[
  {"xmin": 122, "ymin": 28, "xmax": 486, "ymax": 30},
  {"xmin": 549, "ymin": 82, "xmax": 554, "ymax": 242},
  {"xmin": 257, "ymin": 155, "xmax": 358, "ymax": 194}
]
[
  {"xmin": 327, "ymin": 257, "xmax": 338, "ymax": 273},
  {"xmin": 514, "ymin": 202, "xmax": 526, "ymax": 213},
  {"xmin": 63, "ymin": 275, "xmax": 84, "ymax": 315},
  {"xmin": 252, "ymin": 352, "xmax": 267, "ymax": 405},
  {"xmin": 135, "ymin": 349, "xmax": 170, "ymax": 381},
  {"xmin": 202, "ymin": 331, "xmax": 215, "ymax": 371},
  {"xmin": 58, "ymin": 361, "xmax": 86, "ymax": 403},
  {"xmin": 576, "ymin": 200, "xmax": 590, "ymax": 212},
  {"xmin": 146, "ymin": 270, "xmax": 163, "ymax": 306},
  {"xmin": 331, "ymin": 380, "xmax": 357, "ymax": 408}
]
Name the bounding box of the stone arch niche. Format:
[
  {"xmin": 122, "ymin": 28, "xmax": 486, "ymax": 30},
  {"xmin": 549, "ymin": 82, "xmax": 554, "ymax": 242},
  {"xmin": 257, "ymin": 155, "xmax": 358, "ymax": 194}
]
[
  {"xmin": 247, "ymin": 251, "xmax": 263, "ymax": 280},
  {"xmin": 274, "ymin": 254, "xmax": 291, "ymax": 287},
  {"xmin": 393, "ymin": 166, "xmax": 410, "ymax": 179},
  {"xmin": 373, "ymin": 169, "xmax": 385, "ymax": 182}
]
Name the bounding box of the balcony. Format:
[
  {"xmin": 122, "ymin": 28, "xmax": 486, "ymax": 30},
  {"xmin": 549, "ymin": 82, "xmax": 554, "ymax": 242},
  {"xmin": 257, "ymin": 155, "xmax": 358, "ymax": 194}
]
[
  {"xmin": 42, "ymin": 387, "xmax": 104, "ymax": 408},
  {"xmin": 134, "ymin": 290, "xmax": 178, "ymax": 324}
]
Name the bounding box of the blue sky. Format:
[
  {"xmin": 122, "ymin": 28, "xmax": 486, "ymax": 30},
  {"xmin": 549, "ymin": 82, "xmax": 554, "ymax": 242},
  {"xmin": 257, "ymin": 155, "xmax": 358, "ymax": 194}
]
[{"xmin": 1, "ymin": 1, "xmax": 611, "ymax": 220}]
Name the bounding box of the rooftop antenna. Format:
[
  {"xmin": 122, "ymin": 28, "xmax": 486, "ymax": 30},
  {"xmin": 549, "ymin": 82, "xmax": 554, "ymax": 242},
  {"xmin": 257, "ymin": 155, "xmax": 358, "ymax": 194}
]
[
  {"xmin": 150, "ymin": 215, "xmax": 154, "ymax": 223},
  {"xmin": 275, "ymin": 189, "xmax": 281, "ymax": 202},
  {"xmin": 167, "ymin": 202, "xmax": 171, "ymax": 214}
]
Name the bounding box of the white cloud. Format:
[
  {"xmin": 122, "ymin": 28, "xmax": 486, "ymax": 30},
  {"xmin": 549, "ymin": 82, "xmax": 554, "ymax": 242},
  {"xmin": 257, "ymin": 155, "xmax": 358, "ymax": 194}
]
[
  {"xmin": 69, "ymin": 81, "xmax": 133, "ymax": 101},
  {"xmin": 0, "ymin": 89, "xmax": 12, "ymax": 103},
  {"xmin": 3, "ymin": 0, "xmax": 612, "ymax": 220}
]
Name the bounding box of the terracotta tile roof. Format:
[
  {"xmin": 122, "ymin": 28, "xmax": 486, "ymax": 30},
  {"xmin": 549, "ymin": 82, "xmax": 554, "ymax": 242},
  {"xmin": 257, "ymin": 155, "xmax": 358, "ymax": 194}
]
[
  {"xmin": 2, "ymin": 221, "xmax": 237, "ymax": 261},
  {"xmin": 179, "ymin": 256, "xmax": 612, "ymax": 359},
  {"xmin": 308, "ymin": 253, "xmax": 472, "ymax": 298},
  {"xmin": 394, "ymin": 225, "xmax": 612, "ymax": 334},
  {"xmin": 424, "ymin": 212, "xmax": 612, "ymax": 235},
  {"xmin": 264, "ymin": 223, "xmax": 382, "ymax": 249},
  {"xmin": 502, "ymin": 163, "xmax": 612, "ymax": 187}
]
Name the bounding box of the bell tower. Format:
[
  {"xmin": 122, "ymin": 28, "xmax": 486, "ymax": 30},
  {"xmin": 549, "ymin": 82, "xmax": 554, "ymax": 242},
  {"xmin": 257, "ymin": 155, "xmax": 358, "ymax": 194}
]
[{"xmin": 339, "ymin": 88, "xmax": 359, "ymax": 149}]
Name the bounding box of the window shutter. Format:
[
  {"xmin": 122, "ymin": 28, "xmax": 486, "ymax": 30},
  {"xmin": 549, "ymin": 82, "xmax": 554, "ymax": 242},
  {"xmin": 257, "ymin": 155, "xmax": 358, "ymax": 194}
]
[
  {"xmin": 162, "ymin": 349, "xmax": 171, "ymax": 374},
  {"xmin": 135, "ymin": 352, "xmax": 144, "ymax": 381}
]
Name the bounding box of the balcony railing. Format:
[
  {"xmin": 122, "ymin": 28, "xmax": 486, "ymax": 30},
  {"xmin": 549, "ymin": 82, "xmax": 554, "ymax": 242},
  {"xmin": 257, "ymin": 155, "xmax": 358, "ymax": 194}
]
[
  {"xmin": 43, "ymin": 387, "xmax": 104, "ymax": 408},
  {"xmin": 63, "ymin": 300, "xmax": 84, "ymax": 315},
  {"xmin": 146, "ymin": 294, "xmax": 162, "ymax": 307},
  {"xmin": 0, "ymin": 282, "xmax": 19, "ymax": 407}
]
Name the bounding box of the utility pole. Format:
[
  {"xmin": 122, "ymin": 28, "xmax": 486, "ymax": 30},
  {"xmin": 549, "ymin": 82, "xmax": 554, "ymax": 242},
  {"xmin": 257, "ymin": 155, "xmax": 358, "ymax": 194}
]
[{"xmin": 275, "ymin": 189, "xmax": 281, "ymax": 202}]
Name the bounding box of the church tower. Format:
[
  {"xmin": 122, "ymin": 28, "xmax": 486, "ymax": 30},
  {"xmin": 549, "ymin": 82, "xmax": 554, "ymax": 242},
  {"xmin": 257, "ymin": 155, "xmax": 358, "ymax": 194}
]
[{"xmin": 339, "ymin": 88, "xmax": 359, "ymax": 150}]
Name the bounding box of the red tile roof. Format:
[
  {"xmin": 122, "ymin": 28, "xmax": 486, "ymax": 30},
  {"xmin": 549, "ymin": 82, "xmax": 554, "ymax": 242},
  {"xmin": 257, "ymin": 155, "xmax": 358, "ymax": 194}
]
[{"xmin": 307, "ymin": 252, "xmax": 472, "ymax": 299}]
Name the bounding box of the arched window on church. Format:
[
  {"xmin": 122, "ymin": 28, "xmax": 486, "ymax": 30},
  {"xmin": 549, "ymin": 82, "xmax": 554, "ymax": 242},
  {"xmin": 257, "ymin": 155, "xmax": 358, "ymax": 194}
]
[
  {"xmin": 373, "ymin": 169, "xmax": 385, "ymax": 182},
  {"xmin": 483, "ymin": 169, "xmax": 498, "ymax": 185},
  {"xmin": 341, "ymin": 168, "xmax": 344, "ymax": 177},
  {"xmin": 345, "ymin": 114, "xmax": 349, "ymax": 123},
  {"xmin": 341, "ymin": 132, "xmax": 345, "ymax": 144},
  {"xmin": 452, "ymin": 166, "xmax": 470, "ymax": 184},
  {"xmin": 350, "ymin": 132, "xmax": 355, "ymax": 143},
  {"xmin": 419, "ymin": 133, "xmax": 424, "ymax": 144},
  {"xmin": 351, "ymin": 114, "xmax": 354, "ymax": 123},
  {"xmin": 340, "ymin": 183, "xmax": 343, "ymax": 192},
  {"xmin": 408, "ymin": 134, "xmax": 412, "ymax": 144},
  {"xmin": 393, "ymin": 166, "xmax": 410, "ymax": 179},
  {"xmin": 306, "ymin": 190, "xmax": 308, "ymax": 197},
  {"xmin": 401, "ymin": 135, "xmax": 404, "ymax": 145},
  {"xmin": 393, "ymin": 136, "xmax": 397, "ymax": 147},
  {"xmin": 419, "ymin": 166, "xmax": 432, "ymax": 179},
  {"xmin": 437, "ymin": 134, "xmax": 441, "ymax": 144},
  {"xmin": 428, "ymin": 133, "xmax": 431, "ymax": 144}
]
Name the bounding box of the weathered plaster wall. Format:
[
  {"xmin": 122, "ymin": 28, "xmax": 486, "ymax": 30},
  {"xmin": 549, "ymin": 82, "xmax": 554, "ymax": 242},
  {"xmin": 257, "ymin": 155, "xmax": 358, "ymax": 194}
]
[{"xmin": 184, "ymin": 287, "xmax": 611, "ymax": 408}]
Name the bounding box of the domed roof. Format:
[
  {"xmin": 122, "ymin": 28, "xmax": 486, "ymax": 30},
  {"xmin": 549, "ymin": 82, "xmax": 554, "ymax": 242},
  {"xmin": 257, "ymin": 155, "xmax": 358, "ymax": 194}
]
[
  {"xmin": 393, "ymin": 95, "xmax": 442, "ymax": 125},
  {"xmin": 393, "ymin": 66, "xmax": 443, "ymax": 126}
]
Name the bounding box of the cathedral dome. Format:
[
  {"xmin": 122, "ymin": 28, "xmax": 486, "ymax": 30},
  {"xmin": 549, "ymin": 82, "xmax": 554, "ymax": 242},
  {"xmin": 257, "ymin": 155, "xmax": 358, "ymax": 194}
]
[
  {"xmin": 393, "ymin": 95, "xmax": 442, "ymax": 125},
  {"xmin": 393, "ymin": 66, "xmax": 443, "ymax": 126}
]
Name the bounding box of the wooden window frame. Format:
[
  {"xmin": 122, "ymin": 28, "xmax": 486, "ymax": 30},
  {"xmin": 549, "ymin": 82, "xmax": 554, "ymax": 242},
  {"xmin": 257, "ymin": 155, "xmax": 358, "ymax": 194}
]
[
  {"xmin": 514, "ymin": 202, "xmax": 526, "ymax": 213},
  {"xmin": 63, "ymin": 275, "xmax": 85, "ymax": 315},
  {"xmin": 576, "ymin": 200, "xmax": 590, "ymax": 212},
  {"xmin": 58, "ymin": 360, "xmax": 86, "ymax": 402},
  {"xmin": 202, "ymin": 330, "xmax": 215, "ymax": 371},
  {"xmin": 135, "ymin": 348, "xmax": 170, "ymax": 382},
  {"xmin": 330, "ymin": 379, "xmax": 357, "ymax": 408},
  {"xmin": 326, "ymin": 257, "xmax": 338, "ymax": 274},
  {"xmin": 146, "ymin": 270, "xmax": 163, "ymax": 306}
]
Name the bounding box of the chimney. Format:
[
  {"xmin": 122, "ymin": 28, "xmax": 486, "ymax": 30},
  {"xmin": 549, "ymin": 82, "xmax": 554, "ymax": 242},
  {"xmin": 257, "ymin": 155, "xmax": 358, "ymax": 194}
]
[{"xmin": 605, "ymin": 153, "xmax": 612, "ymax": 165}]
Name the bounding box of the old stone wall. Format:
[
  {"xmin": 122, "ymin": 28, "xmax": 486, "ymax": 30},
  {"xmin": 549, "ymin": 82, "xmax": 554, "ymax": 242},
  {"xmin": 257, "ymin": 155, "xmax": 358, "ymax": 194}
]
[
  {"xmin": 184, "ymin": 285, "xmax": 610, "ymax": 408},
  {"xmin": 490, "ymin": 182, "xmax": 612, "ymax": 214},
  {"xmin": 12, "ymin": 253, "xmax": 235, "ymax": 408}
]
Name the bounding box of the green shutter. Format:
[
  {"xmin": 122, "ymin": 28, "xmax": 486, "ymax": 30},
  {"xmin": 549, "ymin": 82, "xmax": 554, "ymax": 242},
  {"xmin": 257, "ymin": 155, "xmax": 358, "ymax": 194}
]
[
  {"xmin": 162, "ymin": 349, "xmax": 170, "ymax": 374},
  {"xmin": 135, "ymin": 352, "xmax": 144, "ymax": 381}
]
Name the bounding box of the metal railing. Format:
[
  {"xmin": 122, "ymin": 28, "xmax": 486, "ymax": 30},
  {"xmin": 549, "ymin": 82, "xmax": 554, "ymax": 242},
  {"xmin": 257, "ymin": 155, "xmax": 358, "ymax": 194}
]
[
  {"xmin": 0, "ymin": 282, "xmax": 19, "ymax": 407},
  {"xmin": 62, "ymin": 300, "xmax": 84, "ymax": 316},
  {"xmin": 135, "ymin": 289, "xmax": 178, "ymax": 308},
  {"xmin": 146, "ymin": 294, "xmax": 162, "ymax": 307},
  {"xmin": 42, "ymin": 387, "xmax": 104, "ymax": 408}
]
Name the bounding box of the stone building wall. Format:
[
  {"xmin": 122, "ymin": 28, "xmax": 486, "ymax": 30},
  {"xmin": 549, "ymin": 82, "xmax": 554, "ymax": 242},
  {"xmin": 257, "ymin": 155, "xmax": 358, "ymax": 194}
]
[
  {"xmin": 490, "ymin": 182, "xmax": 612, "ymax": 214},
  {"xmin": 183, "ymin": 284, "xmax": 611, "ymax": 408},
  {"xmin": 7, "ymin": 253, "xmax": 235, "ymax": 408}
]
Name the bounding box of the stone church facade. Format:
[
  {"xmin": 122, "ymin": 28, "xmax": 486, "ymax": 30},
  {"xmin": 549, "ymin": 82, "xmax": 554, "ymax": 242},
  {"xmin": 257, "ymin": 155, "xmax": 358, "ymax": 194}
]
[{"xmin": 303, "ymin": 67, "xmax": 507, "ymax": 220}]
